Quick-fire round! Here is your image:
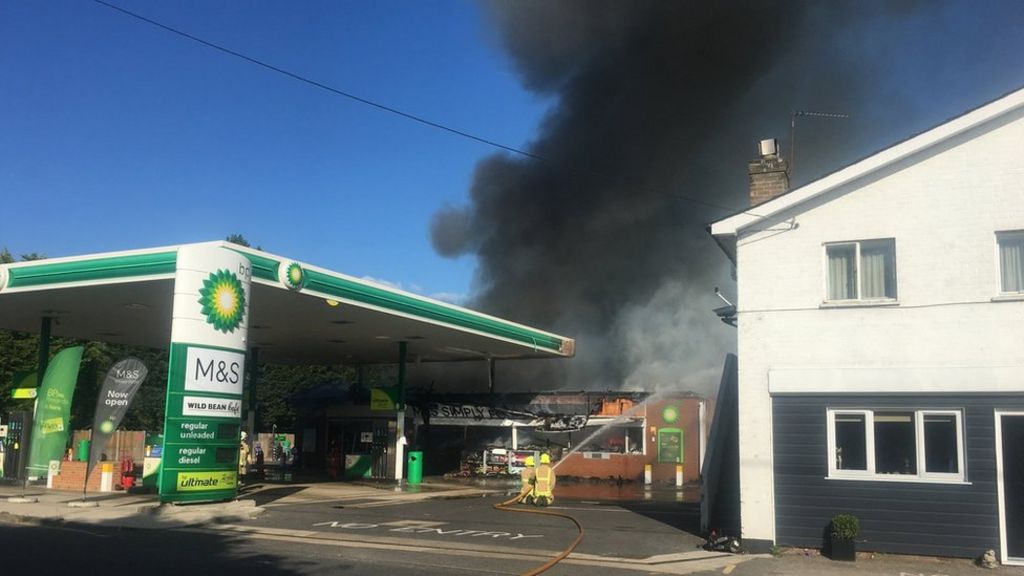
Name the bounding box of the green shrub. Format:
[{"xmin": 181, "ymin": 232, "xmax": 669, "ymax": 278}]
[{"xmin": 831, "ymin": 514, "xmax": 860, "ymax": 541}]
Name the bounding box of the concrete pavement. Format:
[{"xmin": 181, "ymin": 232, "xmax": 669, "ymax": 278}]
[
  {"xmin": 699, "ymin": 548, "xmax": 1024, "ymax": 576},
  {"xmin": 0, "ymin": 479, "xmax": 499, "ymax": 530}
]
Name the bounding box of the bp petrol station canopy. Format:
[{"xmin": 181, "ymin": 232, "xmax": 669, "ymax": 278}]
[{"xmin": 0, "ymin": 241, "xmax": 576, "ymax": 365}]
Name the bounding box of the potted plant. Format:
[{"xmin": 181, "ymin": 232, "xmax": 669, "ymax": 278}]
[{"xmin": 829, "ymin": 513, "xmax": 859, "ymax": 561}]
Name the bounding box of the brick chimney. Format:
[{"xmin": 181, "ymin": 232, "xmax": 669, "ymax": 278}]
[{"xmin": 748, "ymin": 138, "xmax": 789, "ymax": 206}]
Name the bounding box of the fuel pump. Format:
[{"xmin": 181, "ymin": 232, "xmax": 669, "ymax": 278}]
[
  {"xmin": 3, "ymin": 411, "xmax": 31, "ymax": 480},
  {"xmin": 371, "ymin": 425, "xmax": 388, "ymax": 479}
]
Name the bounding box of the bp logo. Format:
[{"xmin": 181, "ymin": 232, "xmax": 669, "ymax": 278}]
[
  {"xmin": 662, "ymin": 405, "xmax": 680, "ymax": 424},
  {"xmin": 280, "ymin": 262, "xmax": 304, "ymax": 290},
  {"xmin": 198, "ymin": 269, "xmax": 246, "ymax": 333}
]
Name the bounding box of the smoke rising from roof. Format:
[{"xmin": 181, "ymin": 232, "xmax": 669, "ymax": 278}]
[{"xmin": 428, "ymin": 1, "xmax": 1024, "ymax": 395}]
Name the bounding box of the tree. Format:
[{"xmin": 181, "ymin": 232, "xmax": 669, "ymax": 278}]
[
  {"xmin": 225, "ymin": 234, "xmax": 250, "ymax": 247},
  {"xmin": 19, "ymin": 252, "xmax": 46, "ymax": 261},
  {"xmin": 256, "ymin": 364, "xmax": 357, "ymax": 430},
  {"xmin": 225, "ymin": 234, "xmax": 262, "ymax": 251},
  {"xmin": 0, "ymin": 248, "xmax": 13, "ymax": 264}
]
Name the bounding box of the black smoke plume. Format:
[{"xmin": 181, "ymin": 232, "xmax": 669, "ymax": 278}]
[{"xmin": 429, "ymin": 1, "xmax": 1022, "ymax": 394}]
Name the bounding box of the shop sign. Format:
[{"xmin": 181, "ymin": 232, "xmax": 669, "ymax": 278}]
[
  {"xmin": 176, "ymin": 470, "xmax": 237, "ymax": 492},
  {"xmin": 183, "ymin": 347, "xmax": 244, "ymax": 395},
  {"xmin": 371, "ymin": 386, "xmax": 399, "ymax": 411},
  {"xmin": 166, "ymin": 445, "xmax": 237, "ymax": 468},
  {"xmin": 181, "ymin": 396, "xmax": 242, "ymax": 419}
]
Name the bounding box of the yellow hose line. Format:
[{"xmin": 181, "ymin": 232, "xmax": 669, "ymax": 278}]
[{"xmin": 494, "ymin": 493, "xmax": 585, "ymax": 576}]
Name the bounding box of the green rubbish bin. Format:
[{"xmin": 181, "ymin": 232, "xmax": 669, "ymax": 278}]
[
  {"xmin": 77, "ymin": 439, "xmax": 90, "ymax": 462},
  {"xmin": 407, "ymin": 451, "xmax": 423, "ymax": 485}
]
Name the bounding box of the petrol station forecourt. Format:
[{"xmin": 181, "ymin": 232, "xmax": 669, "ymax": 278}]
[{"xmin": 0, "ymin": 241, "xmax": 576, "ymax": 501}]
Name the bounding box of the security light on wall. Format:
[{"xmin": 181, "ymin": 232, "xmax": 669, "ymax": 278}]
[{"xmin": 713, "ymin": 287, "xmax": 737, "ymax": 328}]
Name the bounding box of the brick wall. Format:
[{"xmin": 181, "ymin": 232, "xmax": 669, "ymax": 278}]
[
  {"xmin": 554, "ymin": 453, "xmax": 647, "ymax": 480},
  {"xmin": 50, "ymin": 461, "xmax": 123, "ymax": 492},
  {"xmin": 70, "ymin": 430, "xmax": 146, "ymax": 463},
  {"xmin": 554, "ymin": 397, "xmax": 704, "ymax": 484},
  {"xmin": 748, "ymin": 155, "xmax": 789, "ymax": 206}
]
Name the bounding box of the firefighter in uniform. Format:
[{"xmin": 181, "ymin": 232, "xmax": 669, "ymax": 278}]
[
  {"xmin": 239, "ymin": 431, "xmax": 251, "ymax": 485},
  {"xmin": 519, "ymin": 456, "xmax": 536, "ymax": 504},
  {"xmin": 532, "ymin": 453, "xmax": 556, "ymax": 506}
]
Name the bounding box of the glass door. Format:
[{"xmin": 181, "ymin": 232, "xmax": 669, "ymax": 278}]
[{"xmin": 999, "ymin": 414, "xmax": 1024, "ymax": 563}]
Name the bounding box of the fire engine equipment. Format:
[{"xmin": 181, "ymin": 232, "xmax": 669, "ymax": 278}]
[
  {"xmin": 119, "ymin": 455, "xmax": 135, "ymax": 490},
  {"xmin": 494, "ymin": 490, "xmax": 583, "ymax": 575}
]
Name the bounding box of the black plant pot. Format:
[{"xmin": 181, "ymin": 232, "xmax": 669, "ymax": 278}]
[{"xmin": 829, "ymin": 537, "xmax": 856, "ymax": 561}]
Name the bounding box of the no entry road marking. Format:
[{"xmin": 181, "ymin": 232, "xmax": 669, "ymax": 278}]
[{"xmin": 311, "ymin": 521, "xmax": 544, "ymax": 542}]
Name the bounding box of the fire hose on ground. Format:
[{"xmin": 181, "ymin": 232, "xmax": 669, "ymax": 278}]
[{"xmin": 493, "ymin": 493, "xmax": 584, "ymax": 576}]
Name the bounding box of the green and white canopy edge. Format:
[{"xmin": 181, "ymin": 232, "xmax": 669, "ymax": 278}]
[{"xmin": 0, "ymin": 241, "xmax": 575, "ymax": 363}]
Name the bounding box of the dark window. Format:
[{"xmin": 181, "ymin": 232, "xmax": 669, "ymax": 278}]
[
  {"xmin": 924, "ymin": 414, "xmax": 959, "ymax": 473},
  {"xmin": 834, "ymin": 414, "xmax": 867, "ymax": 470},
  {"xmin": 874, "ymin": 412, "xmax": 917, "ymax": 475}
]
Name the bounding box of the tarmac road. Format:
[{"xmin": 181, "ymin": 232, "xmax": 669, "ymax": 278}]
[
  {"xmin": 226, "ymin": 482, "xmax": 738, "ymax": 574},
  {"xmin": 241, "ymin": 484, "xmax": 707, "ymax": 561},
  {"xmin": 0, "ymin": 480, "xmax": 744, "ymax": 575},
  {"xmin": 7, "ymin": 480, "xmax": 1023, "ymax": 575}
]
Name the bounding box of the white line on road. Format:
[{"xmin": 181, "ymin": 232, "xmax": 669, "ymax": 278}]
[{"xmin": 195, "ymin": 524, "xmax": 761, "ymax": 574}]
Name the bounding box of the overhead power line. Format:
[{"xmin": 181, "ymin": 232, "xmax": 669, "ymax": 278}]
[{"xmin": 92, "ymin": 0, "xmax": 765, "ymax": 218}]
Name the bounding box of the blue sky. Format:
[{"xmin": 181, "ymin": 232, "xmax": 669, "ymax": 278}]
[
  {"xmin": 3, "ymin": 1, "xmax": 1023, "ymax": 308},
  {"xmin": 1, "ymin": 0, "xmax": 550, "ymax": 302}
]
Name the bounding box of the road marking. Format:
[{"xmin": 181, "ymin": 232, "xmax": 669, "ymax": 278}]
[
  {"xmin": 259, "ymin": 494, "xmax": 385, "ymax": 508},
  {"xmin": 380, "ymin": 520, "xmax": 447, "ymax": 528},
  {"xmin": 722, "ymin": 564, "xmax": 735, "ymax": 574},
  {"xmin": 311, "ymin": 520, "xmax": 544, "ymax": 541},
  {"xmin": 198, "ymin": 524, "xmax": 761, "ymax": 574}
]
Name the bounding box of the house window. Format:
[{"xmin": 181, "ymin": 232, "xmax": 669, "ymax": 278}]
[
  {"xmin": 827, "ymin": 409, "xmax": 964, "ymax": 482},
  {"xmin": 834, "ymin": 413, "xmax": 867, "ymax": 471},
  {"xmin": 998, "ymin": 231, "xmax": 1024, "ymax": 293},
  {"xmin": 825, "ymin": 239, "xmax": 897, "ymax": 301}
]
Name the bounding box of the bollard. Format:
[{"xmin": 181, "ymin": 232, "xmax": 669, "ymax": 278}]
[
  {"xmin": 47, "ymin": 460, "xmax": 60, "ymax": 489},
  {"xmin": 100, "ymin": 462, "xmax": 113, "ymax": 492},
  {"xmin": 676, "ymin": 465, "xmax": 683, "ymax": 487},
  {"xmin": 644, "ymin": 464, "xmax": 652, "ymax": 485}
]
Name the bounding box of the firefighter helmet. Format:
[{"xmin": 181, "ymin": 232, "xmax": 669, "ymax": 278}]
[
  {"xmin": 540, "ymin": 453, "xmax": 551, "ymax": 465},
  {"xmin": 525, "ymin": 456, "xmax": 535, "ymax": 467}
]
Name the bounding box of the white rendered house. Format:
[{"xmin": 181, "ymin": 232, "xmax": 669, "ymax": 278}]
[{"xmin": 709, "ymin": 86, "xmax": 1024, "ymax": 560}]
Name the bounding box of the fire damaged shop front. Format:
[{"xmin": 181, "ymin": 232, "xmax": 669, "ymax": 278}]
[
  {"xmin": 292, "ymin": 384, "xmax": 709, "ymax": 484},
  {"xmin": 417, "ymin": 391, "xmax": 709, "ymax": 484}
]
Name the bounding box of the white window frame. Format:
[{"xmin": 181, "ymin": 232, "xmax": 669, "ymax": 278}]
[
  {"xmin": 823, "ymin": 238, "xmax": 898, "ymax": 303},
  {"xmin": 826, "ymin": 408, "xmax": 966, "ymax": 484},
  {"xmin": 996, "ymin": 230, "xmax": 1024, "ymax": 296}
]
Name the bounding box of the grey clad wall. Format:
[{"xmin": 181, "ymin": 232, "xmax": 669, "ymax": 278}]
[{"xmin": 772, "ymin": 394, "xmax": 1024, "ymax": 558}]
